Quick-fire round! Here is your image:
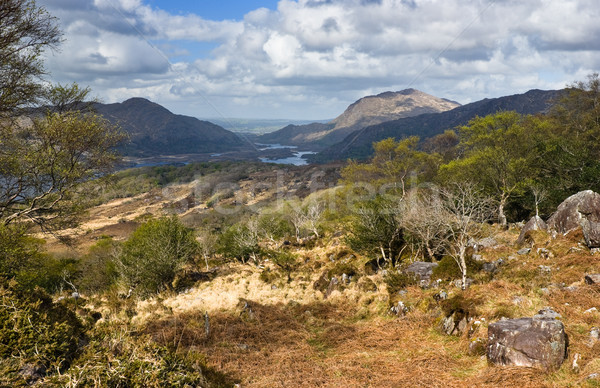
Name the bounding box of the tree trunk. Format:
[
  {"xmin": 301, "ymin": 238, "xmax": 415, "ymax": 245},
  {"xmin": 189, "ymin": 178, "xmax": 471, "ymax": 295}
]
[
  {"xmin": 498, "ymin": 196, "xmax": 508, "ymax": 228},
  {"xmin": 459, "ymin": 246, "xmax": 468, "ymax": 291}
]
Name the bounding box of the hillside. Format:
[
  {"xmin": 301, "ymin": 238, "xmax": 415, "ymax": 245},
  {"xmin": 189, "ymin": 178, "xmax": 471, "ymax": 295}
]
[
  {"xmin": 310, "ymin": 89, "xmax": 563, "ymax": 162},
  {"xmin": 257, "ymin": 89, "xmax": 459, "ymax": 150},
  {"xmin": 94, "ymin": 98, "xmax": 251, "ymax": 157}
]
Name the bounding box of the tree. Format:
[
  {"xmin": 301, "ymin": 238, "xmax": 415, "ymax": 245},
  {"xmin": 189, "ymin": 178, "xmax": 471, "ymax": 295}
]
[
  {"xmin": 439, "ymin": 111, "xmax": 536, "ymax": 226},
  {"xmin": 439, "ymin": 183, "xmax": 494, "ymax": 290},
  {"xmin": 118, "ymin": 216, "xmax": 199, "ymax": 296},
  {"xmin": 342, "ymin": 136, "xmax": 437, "ymax": 197},
  {"xmin": 0, "ymin": 106, "xmax": 125, "ymax": 229},
  {"xmin": 346, "ymin": 196, "xmax": 405, "ymax": 266},
  {"xmin": 0, "ymin": 0, "xmax": 62, "ymax": 114}
]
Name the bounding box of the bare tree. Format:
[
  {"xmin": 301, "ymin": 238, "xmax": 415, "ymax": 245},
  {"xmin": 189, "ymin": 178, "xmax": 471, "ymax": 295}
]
[{"xmin": 440, "ymin": 183, "xmax": 494, "ymax": 290}]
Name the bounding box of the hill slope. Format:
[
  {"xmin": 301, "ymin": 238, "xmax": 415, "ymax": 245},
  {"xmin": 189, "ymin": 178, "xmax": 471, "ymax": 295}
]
[
  {"xmin": 310, "ymin": 89, "xmax": 563, "ymax": 162},
  {"xmin": 94, "ymin": 98, "xmax": 250, "ymax": 157},
  {"xmin": 257, "ymin": 89, "xmax": 459, "ymax": 150}
]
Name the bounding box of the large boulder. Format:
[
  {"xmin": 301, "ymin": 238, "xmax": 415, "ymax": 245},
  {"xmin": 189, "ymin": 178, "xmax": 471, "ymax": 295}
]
[
  {"xmin": 517, "ymin": 216, "xmax": 547, "ymax": 245},
  {"xmin": 547, "ymin": 190, "xmax": 600, "ymax": 234},
  {"xmin": 487, "ymin": 315, "xmax": 568, "ymax": 370}
]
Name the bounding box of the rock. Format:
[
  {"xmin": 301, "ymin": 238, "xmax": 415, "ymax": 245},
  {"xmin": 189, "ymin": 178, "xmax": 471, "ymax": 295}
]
[
  {"xmin": 592, "ymin": 248, "xmax": 600, "ymax": 255},
  {"xmin": 453, "ymin": 278, "xmax": 474, "ymax": 289},
  {"xmin": 584, "ymin": 307, "xmax": 597, "ymax": 314},
  {"xmin": 472, "ymin": 237, "xmax": 498, "ymax": 251},
  {"xmin": 390, "ymin": 301, "xmax": 408, "ymax": 316},
  {"xmin": 517, "ymin": 216, "xmax": 548, "ymax": 245},
  {"xmin": 472, "ymin": 254, "xmax": 483, "ymax": 262},
  {"xmin": 487, "ymin": 316, "xmax": 568, "ymax": 370},
  {"xmin": 517, "ymin": 247, "xmax": 531, "ymax": 255},
  {"xmin": 582, "ymin": 219, "xmax": 600, "ymax": 248},
  {"xmin": 325, "ymin": 276, "xmax": 341, "ymax": 298},
  {"xmin": 482, "ymin": 259, "xmax": 504, "ymax": 274},
  {"xmin": 537, "ymin": 248, "xmax": 553, "ymax": 259},
  {"xmin": 534, "ymin": 307, "xmax": 561, "ymax": 319},
  {"xmin": 547, "ymin": 190, "xmax": 600, "ymax": 234},
  {"xmin": 19, "ymin": 364, "xmax": 46, "ymax": 384},
  {"xmin": 538, "ymin": 265, "xmax": 552, "ymax": 275},
  {"xmin": 404, "ymin": 261, "xmax": 438, "ymax": 281},
  {"xmin": 584, "ymin": 274, "xmax": 600, "ymax": 285},
  {"xmin": 441, "ymin": 312, "xmax": 468, "ymax": 336},
  {"xmin": 433, "ymin": 290, "xmax": 448, "ymax": 301},
  {"xmin": 586, "ymin": 373, "xmax": 600, "ymax": 381}
]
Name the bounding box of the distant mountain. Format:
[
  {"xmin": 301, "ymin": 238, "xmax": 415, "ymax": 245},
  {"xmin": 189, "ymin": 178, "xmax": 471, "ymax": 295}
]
[
  {"xmin": 94, "ymin": 98, "xmax": 250, "ymax": 157},
  {"xmin": 309, "ymin": 89, "xmax": 564, "ymax": 163},
  {"xmin": 257, "ymin": 89, "xmax": 460, "ymax": 150}
]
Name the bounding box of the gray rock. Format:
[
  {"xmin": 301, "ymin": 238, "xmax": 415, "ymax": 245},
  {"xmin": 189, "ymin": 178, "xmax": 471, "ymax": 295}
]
[
  {"xmin": 482, "ymin": 259, "xmax": 504, "ymax": 274},
  {"xmin": 582, "ymin": 219, "xmax": 600, "ymax": 248},
  {"xmin": 472, "ymin": 254, "xmax": 483, "ymax": 262},
  {"xmin": 453, "ymin": 278, "xmax": 474, "ymax": 289},
  {"xmin": 538, "ymin": 265, "xmax": 552, "ymax": 275},
  {"xmin": 390, "ymin": 300, "xmax": 408, "ymax": 316},
  {"xmin": 517, "ymin": 216, "xmax": 548, "ymax": 245},
  {"xmin": 487, "ymin": 317, "xmax": 568, "ymax": 370},
  {"xmin": 442, "ymin": 312, "xmax": 468, "ymax": 336},
  {"xmin": 468, "ymin": 338, "xmax": 487, "ymax": 356},
  {"xmin": 404, "ymin": 261, "xmax": 438, "ymax": 281},
  {"xmin": 533, "ymin": 307, "xmax": 561, "ymax": 319},
  {"xmin": 585, "ymin": 274, "xmax": 600, "ymax": 285},
  {"xmin": 537, "ymin": 248, "xmax": 553, "ymax": 259},
  {"xmin": 517, "ymin": 247, "xmax": 531, "ymax": 255},
  {"xmin": 547, "ymin": 190, "xmax": 600, "ymax": 234},
  {"xmin": 434, "ymin": 290, "xmax": 448, "ymax": 301},
  {"xmin": 19, "ymin": 364, "xmax": 46, "ymax": 384}
]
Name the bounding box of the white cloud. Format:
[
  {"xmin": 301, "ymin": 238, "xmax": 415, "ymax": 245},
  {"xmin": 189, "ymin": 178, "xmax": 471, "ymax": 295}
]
[{"xmin": 37, "ymin": 0, "xmax": 600, "ymax": 119}]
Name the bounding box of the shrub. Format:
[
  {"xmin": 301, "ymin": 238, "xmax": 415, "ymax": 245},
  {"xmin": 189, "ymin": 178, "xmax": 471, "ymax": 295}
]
[
  {"xmin": 384, "ymin": 271, "xmax": 418, "ymax": 296},
  {"xmin": 432, "ymin": 255, "xmax": 483, "ymax": 281},
  {"xmin": 118, "ymin": 216, "xmax": 199, "ymax": 297},
  {"xmin": 78, "ymin": 237, "xmax": 121, "ymax": 294},
  {"xmin": 0, "ymin": 284, "xmax": 85, "ymax": 382}
]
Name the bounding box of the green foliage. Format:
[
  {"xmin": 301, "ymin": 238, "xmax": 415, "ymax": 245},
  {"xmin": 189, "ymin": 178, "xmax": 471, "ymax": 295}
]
[
  {"xmin": 0, "ymin": 225, "xmax": 43, "ymax": 284},
  {"xmin": 440, "ymin": 294, "xmax": 481, "ymax": 319},
  {"xmin": 47, "ymin": 323, "xmax": 214, "ymax": 387},
  {"xmin": 77, "ymin": 237, "xmax": 121, "ymax": 294},
  {"xmin": 217, "ymin": 223, "xmax": 261, "ymax": 263},
  {"xmin": 384, "ymin": 271, "xmax": 418, "ymax": 296},
  {"xmin": 431, "ymin": 255, "xmax": 483, "ymax": 281},
  {"xmin": 346, "ymin": 196, "xmax": 404, "ymax": 265},
  {"xmin": 341, "ymin": 136, "xmax": 437, "ymax": 195},
  {"xmin": 0, "ymin": 284, "xmax": 84, "ymax": 377},
  {"xmin": 267, "ymin": 250, "xmax": 299, "ymax": 282},
  {"xmin": 327, "ymin": 263, "xmax": 359, "ymax": 279},
  {"xmin": 118, "ymin": 216, "xmax": 199, "ymax": 296}
]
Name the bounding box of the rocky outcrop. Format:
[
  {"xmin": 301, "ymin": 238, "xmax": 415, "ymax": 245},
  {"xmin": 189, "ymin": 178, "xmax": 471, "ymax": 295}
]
[
  {"xmin": 584, "ymin": 274, "xmax": 600, "ymax": 285},
  {"xmin": 404, "ymin": 261, "xmax": 438, "ymax": 283},
  {"xmin": 487, "ymin": 313, "xmax": 568, "ymax": 370},
  {"xmin": 547, "ymin": 190, "xmax": 600, "ymax": 234},
  {"xmin": 517, "ymin": 215, "xmax": 548, "ymax": 245}
]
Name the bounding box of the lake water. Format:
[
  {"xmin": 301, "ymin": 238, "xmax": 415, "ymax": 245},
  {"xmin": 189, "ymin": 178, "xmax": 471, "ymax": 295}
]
[{"xmin": 257, "ymin": 143, "xmax": 316, "ymax": 166}]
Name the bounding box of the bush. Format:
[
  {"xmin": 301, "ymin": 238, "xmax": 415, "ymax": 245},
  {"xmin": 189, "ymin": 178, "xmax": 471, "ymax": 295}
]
[
  {"xmin": 0, "ymin": 284, "xmax": 85, "ymax": 382},
  {"xmin": 78, "ymin": 237, "xmax": 121, "ymax": 294},
  {"xmin": 432, "ymin": 255, "xmax": 483, "ymax": 281},
  {"xmin": 384, "ymin": 271, "xmax": 418, "ymax": 296},
  {"xmin": 118, "ymin": 216, "xmax": 199, "ymax": 297}
]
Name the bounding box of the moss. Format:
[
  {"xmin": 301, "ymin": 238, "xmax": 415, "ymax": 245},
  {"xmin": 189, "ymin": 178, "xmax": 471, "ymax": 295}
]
[{"xmin": 432, "ymin": 255, "xmax": 483, "ymax": 281}]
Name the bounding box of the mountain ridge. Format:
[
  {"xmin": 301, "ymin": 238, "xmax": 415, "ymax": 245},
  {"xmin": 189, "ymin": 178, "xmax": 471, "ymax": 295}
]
[
  {"xmin": 257, "ymin": 89, "xmax": 460, "ymax": 149},
  {"xmin": 94, "ymin": 98, "xmax": 251, "ymax": 157}
]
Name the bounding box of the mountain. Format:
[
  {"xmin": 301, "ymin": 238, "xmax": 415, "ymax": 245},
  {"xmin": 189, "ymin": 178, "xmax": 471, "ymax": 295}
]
[
  {"xmin": 94, "ymin": 98, "xmax": 250, "ymax": 157},
  {"xmin": 256, "ymin": 89, "xmax": 460, "ymax": 150},
  {"xmin": 308, "ymin": 89, "xmax": 564, "ymax": 163}
]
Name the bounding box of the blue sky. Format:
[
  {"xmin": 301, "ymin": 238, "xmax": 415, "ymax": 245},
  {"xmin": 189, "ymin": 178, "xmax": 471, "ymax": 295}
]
[
  {"xmin": 147, "ymin": 0, "xmax": 280, "ymax": 20},
  {"xmin": 38, "ymin": 0, "xmax": 600, "ymax": 120}
]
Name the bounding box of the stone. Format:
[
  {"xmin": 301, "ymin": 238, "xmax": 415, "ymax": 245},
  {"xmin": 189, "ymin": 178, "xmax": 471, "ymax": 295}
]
[
  {"xmin": 487, "ymin": 317, "xmax": 568, "ymax": 370},
  {"xmin": 19, "ymin": 364, "xmax": 46, "ymax": 384},
  {"xmin": 390, "ymin": 300, "xmax": 408, "ymax": 316},
  {"xmin": 472, "ymin": 254, "xmax": 483, "ymax": 262},
  {"xmin": 547, "ymin": 190, "xmax": 600, "ymax": 234},
  {"xmin": 453, "ymin": 278, "xmax": 474, "ymax": 289},
  {"xmin": 517, "ymin": 247, "xmax": 531, "ymax": 255},
  {"xmin": 538, "ymin": 265, "xmax": 552, "ymax": 275},
  {"xmin": 325, "ymin": 276, "xmax": 341, "ymax": 298},
  {"xmin": 582, "ymin": 219, "xmax": 600, "ymax": 248},
  {"xmin": 517, "ymin": 216, "xmax": 548, "ymax": 245},
  {"xmin": 537, "ymin": 248, "xmax": 553, "ymax": 259},
  {"xmin": 433, "ymin": 290, "xmax": 448, "ymax": 301},
  {"xmin": 404, "ymin": 261, "xmax": 438, "ymax": 281},
  {"xmin": 482, "ymin": 259, "xmax": 504, "ymax": 274},
  {"xmin": 584, "ymin": 274, "xmax": 600, "ymax": 285},
  {"xmin": 534, "ymin": 307, "xmax": 561, "ymax": 319},
  {"xmin": 442, "ymin": 312, "xmax": 468, "ymax": 336},
  {"xmin": 584, "ymin": 307, "xmax": 597, "ymax": 314}
]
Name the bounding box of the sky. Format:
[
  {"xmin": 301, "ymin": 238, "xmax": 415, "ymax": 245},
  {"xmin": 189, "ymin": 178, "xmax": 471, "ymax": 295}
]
[{"xmin": 37, "ymin": 0, "xmax": 600, "ymax": 120}]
